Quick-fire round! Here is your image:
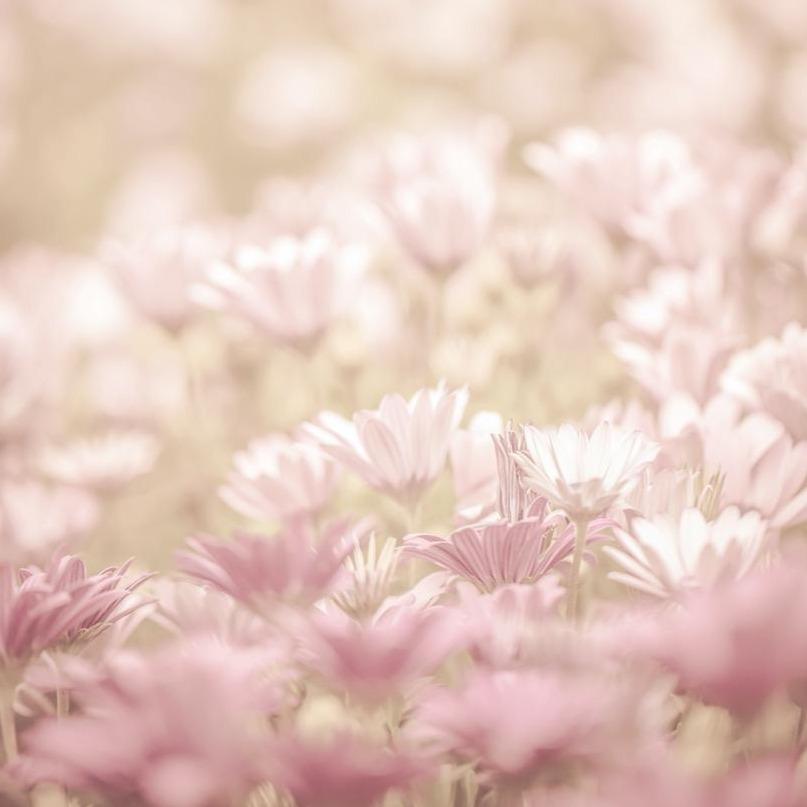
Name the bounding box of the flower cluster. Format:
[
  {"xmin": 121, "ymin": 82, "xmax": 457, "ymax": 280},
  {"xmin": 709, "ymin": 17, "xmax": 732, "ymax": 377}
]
[{"xmin": 3, "ymin": 1, "xmax": 807, "ymax": 805}]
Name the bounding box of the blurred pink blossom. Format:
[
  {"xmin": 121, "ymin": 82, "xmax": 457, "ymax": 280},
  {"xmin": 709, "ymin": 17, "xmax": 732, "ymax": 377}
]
[
  {"xmin": 17, "ymin": 640, "xmax": 279, "ymax": 807},
  {"xmin": 194, "ymin": 230, "xmax": 367, "ymax": 350},
  {"xmin": 176, "ymin": 521, "xmax": 355, "ymax": 614},
  {"xmin": 304, "ymin": 384, "xmax": 468, "ymax": 507},
  {"xmin": 220, "ymin": 434, "xmax": 339, "ymax": 525}
]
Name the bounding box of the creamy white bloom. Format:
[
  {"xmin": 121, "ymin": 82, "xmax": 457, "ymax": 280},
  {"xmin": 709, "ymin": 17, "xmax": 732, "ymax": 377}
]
[
  {"xmin": 514, "ymin": 421, "xmax": 659, "ymax": 518},
  {"xmin": 605, "ymin": 506, "xmax": 768, "ymax": 598}
]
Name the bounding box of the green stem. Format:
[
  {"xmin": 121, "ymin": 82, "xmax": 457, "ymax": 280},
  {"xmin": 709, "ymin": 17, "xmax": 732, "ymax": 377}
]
[{"xmin": 567, "ymin": 518, "xmax": 590, "ymax": 622}]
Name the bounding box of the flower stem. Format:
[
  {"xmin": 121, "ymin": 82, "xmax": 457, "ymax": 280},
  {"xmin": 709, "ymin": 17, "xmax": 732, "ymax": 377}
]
[
  {"xmin": 1, "ymin": 700, "xmax": 17, "ymax": 762},
  {"xmin": 567, "ymin": 518, "xmax": 590, "ymax": 622}
]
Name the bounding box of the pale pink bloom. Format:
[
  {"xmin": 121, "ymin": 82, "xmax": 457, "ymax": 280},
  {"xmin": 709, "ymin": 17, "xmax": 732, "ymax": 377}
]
[
  {"xmin": 646, "ymin": 563, "xmax": 807, "ymax": 715},
  {"xmin": 298, "ymin": 604, "xmax": 465, "ymax": 703},
  {"xmin": 0, "ymin": 480, "xmax": 99, "ymax": 565},
  {"xmin": 220, "ymin": 434, "xmax": 339, "ymax": 525},
  {"xmin": 449, "ymin": 411, "xmax": 502, "ymax": 524},
  {"xmin": 697, "ymin": 397, "xmax": 807, "ymax": 530},
  {"xmin": 722, "ymin": 322, "xmax": 807, "ymax": 440},
  {"xmin": 412, "ymin": 667, "xmax": 651, "ymax": 788},
  {"xmin": 405, "ymin": 504, "xmax": 609, "ymax": 593},
  {"xmin": 374, "ymin": 129, "xmax": 499, "ymax": 276},
  {"xmin": 493, "ymin": 422, "xmax": 540, "ymax": 522},
  {"xmin": 459, "ymin": 580, "xmax": 565, "ymax": 669},
  {"xmin": 102, "ymin": 224, "xmax": 226, "ymax": 332},
  {"xmin": 605, "ymin": 506, "xmax": 768, "ymax": 598},
  {"xmin": 515, "ymin": 422, "xmax": 659, "ymax": 519},
  {"xmin": 176, "ymin": 521, "xmax": 354, "ymax": 613},
  {"xmin": 330, "ymin": 535, "xmax": 401, "ymax": 619},
  {"xmin": 608, "ymin": 324, "xmax": 737, "ymax": 406},
  {"xmin": 17, "ymin": 641, "xmax": 279, "ymax": 807},
  {"xmin": 624, "ymin": 467, "xmax": 725, "ymax": 522},
  {"xmin": 303, "ymin": 384, "xmax": 468, "ymax": 507},
  {"xmin": 267, "ymin": 730, "xmax": 428, "ymax": 807},
  {"xmin": 608, "ymin": 260, "xmax": 736, "ymax": 343},
  {"xmin": 497, "ymin": 223, "xmax": 576, "ymax": 290},
  {"xmin": 194, "ymin": 229, "xmax": 367, "ymax": 351},
  {"xmin": 524, "ymin": 129, "xmax": 699, "ymax": 237},
  {"xmin": 153, "ymin": 580, "xmax": 275, "ymax": 648},
  {"xmin": 38, "ymin": 430, "xmax": 160, "ymax": 492},
  {"xmin": 0, "ymin": 553, "xmax": 151, "ymax": 667}
]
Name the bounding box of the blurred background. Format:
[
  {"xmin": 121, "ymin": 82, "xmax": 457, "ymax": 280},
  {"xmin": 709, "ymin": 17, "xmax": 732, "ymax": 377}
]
[{"xmin": 1, "ymin": 0, "xmax": 806, "ymax": 573}]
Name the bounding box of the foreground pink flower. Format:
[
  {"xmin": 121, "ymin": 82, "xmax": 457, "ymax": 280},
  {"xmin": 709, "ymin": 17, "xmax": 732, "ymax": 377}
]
[
  {"xmin": 459, "ymin": 581, "xmax": 564, "ymax": 669},
  {"xmin": 0, "ymin": 553, "xmax": 151, "ymax": 670},
  {"xmin": 17, "ymin": 641, "xmax": 281, "ymax": 807},
  {"xmin": 304, "ymin": 384, "xmax": 468, "ymax": 508},
  {"xmin": 605, "ymin": 506, "xmax": 768, "ymax": 598},
  {"xmin": 298, "ymin": 604, "xmax": 466, "ymax": 704},
  {"xmin": 268, "ymin": 730, "xmax": 428, "ymax": 807},
  {"xmin": 412, "ymin": 667, "xmax": 655, "ymax": 790},
  {"xmin": 176, "ymin": 521, "xmax": 354, "ymax": 614},
  {"xmin": 405, "ymin": 502, "xmax": 609, "ymax": 593},
  {"xmin": 515, "ymin": 422, "xmax": 659, "ymax": 520},
  {"xmin": 194, "ymin": 229, "xmax": 367, "ymax": 350},
  {"xmin": 644, "ymin": 562, "xmax": 807, "ymax": 715},
  {"xmin": 219, "ymin": 434, "xmax": 339, "ymax": 525}
]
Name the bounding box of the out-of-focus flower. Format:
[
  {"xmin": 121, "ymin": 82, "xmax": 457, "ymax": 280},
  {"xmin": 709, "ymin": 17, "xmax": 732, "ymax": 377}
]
[
  {"xmin": 605, "ymin": 506, "xmax": 768, "ymax": 598},
  {"xmin": 497, "ymin": 224, "xmax": 577, "ymax": 290},
  {"xmin": 0, "ymin": 554, "xmax": 151, "ymax": 668},
  {"xmin": 234, "ymin": 46, "xmax": 358, "ymax": 152},
  {"xmin": 176, "ymin": 521, "xmax": 354, "ymax": 614},
  {"xmin": 219, "ymin": 434, "xmax": 339, "ymax": 525},
  {"xmin": 0, "ymin": 480, "xmax": 99, "ymax": 565},
  {"xmin": 154, "ymin": 580, "xmax": 276, "ymax": 648},
  {"xmin": 449, "ymin": 411, "xmax": 502, "ymax": 524},
  {"xmin": 103, "ymin": 224, "xmax": 226, "ymax": 332},
  {"xmin": 38, "ymin": 430, "xmax": 160, "ymax": 492},
  {"xmin": 83, "ymin": 350, "xmax": 187, "ymax": 425},
  {"xmin": 17, "ymin": 641, "xmax": 280, "ymax": 807},
  {"xmin": 267, "ymin": 730, "xmax": 428, "ymax": 807},
  {"xmin": 373, "ymin": 129, "xmax": 501, "ymax": 276},
  {"xmin": 330, "ymin": 535, "xmax": 401, "ymax": 619},
  {"xmin": 525, "ymin": 129, "xmax": 700, "ymax": 238},
  {"xmin": 194, "ymin": 230, "xmax": 367, "ymax": 351},
  {"xmin": 644, "ymin": 563, "xmax": 807, "ymax": 715},
  {"xmin": 298, "ymin": 604, "xmax": 465, "ymax": 704},
  {"xmin": 697, "ymin": 397, "xmax": 807, "ymax": 530},
  {"xmin": 405, "ymin": 504, "xmax": 607, "ymax": 593},
  {"xmin": 459, "ymin": 581, "xmax": 564, "ymax": 669},
  {"xmin": 304, "ymin": 384, "xmax": 468, "ymax": 507},
  {"xmin": 722, "ymin": 322, "xmax": 807, "ymax": 440},
  {"xmin": 515, "ymin": 422, "xmax": 659, "ymax": 519},
  {"xmin": 412, "ymin": 667, "xmax": 655, "ymax": 789},
  {"xmin": 609, "ymin": 324, "xmax": 737, "ymax": 406}
]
